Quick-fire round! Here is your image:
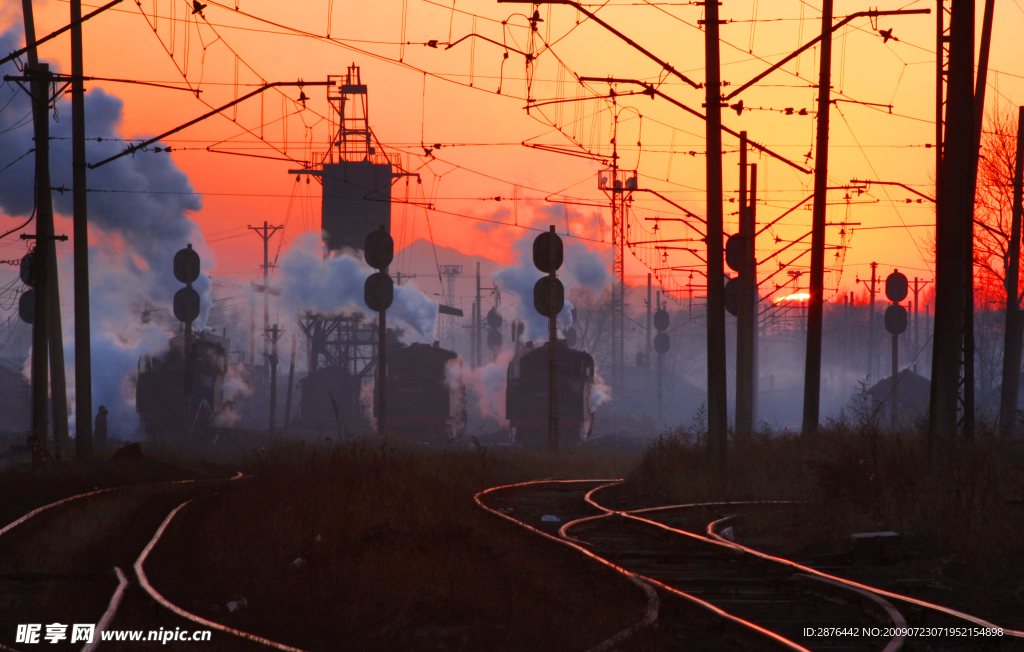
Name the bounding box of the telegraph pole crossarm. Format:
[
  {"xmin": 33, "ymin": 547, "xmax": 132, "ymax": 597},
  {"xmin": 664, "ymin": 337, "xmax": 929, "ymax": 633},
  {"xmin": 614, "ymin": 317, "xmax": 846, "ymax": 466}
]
[
  {"xmin": 851, "ymin": 179, "xmax": 935, "ymax": 203},
  {"xmin": 723, "ymin": 8, "xmax": 931, "ymax": 101},
  {"xmin": 578, "ymin": 77, "xmax": 812, "ymax": 175},
  {"xmin": 497, "ymin": 0, "xmax": 702, "ymax": 89},
  {"xmin": 0, "ymin": 0, "xmax": 122, "ymax": 68},
  {"xmin": 89, "ymin": 80, "xmax": 334, "ymax": 169}
]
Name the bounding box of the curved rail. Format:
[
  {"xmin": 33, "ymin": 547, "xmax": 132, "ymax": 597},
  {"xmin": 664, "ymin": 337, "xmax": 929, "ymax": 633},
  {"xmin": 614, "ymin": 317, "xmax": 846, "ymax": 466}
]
[
  {"xmin": 135, "ymin": 500, "xmax": 312, "ymax": 652},
  {"xmin": 81, "ymin": 566, "xmax": 130, "ymax": 652},
  {"xmin": 700, "ymin": 509, "xmax": 1024, "ymax": 638},
  {"xmin": 565, "ymin": 492, "xmax": 907, "ymax": 651},
  {"xmin": 475, "ymin": 479, "xmax": 660, "ymax": 652},
  {"xmin": 584, "ymin": 491, "xmax": 1023, "ymax": 639},
  {"xmin": 479, "ymin": 480, "xmax": 811, "ymax": 652},
  {"xmin": 0, "ymin": 472, "xmax": 246, "ymax": 540}
]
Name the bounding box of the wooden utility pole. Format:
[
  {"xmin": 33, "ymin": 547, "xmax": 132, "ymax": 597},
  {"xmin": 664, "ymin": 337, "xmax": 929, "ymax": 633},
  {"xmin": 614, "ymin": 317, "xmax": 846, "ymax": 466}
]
[
  {"xmin": 929, "ymin": 0, "xmax": 974, "ymax": 477},
  {"xmin": 248, "ymin": 222, "xmax": 282, "ymax": 380},
  {"xmin": 998, "ymin": 106, "xmax": 1024, "ymax": 439},
  {"xmin": 71, "ymin": 0, "xmax": 93, "ymax": 460},
  {"xmin": 704, "ymin": 0, "xmax": 728, "ymax": 470},
  {"xmin": 801, "ymin": 0, "xmax": 834, "ymax": 435}
]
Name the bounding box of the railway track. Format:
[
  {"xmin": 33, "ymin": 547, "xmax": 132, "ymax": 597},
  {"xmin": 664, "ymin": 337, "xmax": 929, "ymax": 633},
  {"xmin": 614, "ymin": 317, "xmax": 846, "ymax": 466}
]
[
  {"xmin": 0, "ymin": 474, "xmax": 309, "ymax": 652},
  {"xmin": 478, "ymin": 479, "xmax": 1024, "ymax": 652}
]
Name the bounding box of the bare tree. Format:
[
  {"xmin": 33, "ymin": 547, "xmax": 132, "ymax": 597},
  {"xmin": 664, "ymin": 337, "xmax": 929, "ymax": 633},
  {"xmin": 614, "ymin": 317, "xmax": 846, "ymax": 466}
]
[{"xmin": 974, "ymin": 105, "xmax": 1022, "ymax": 298}]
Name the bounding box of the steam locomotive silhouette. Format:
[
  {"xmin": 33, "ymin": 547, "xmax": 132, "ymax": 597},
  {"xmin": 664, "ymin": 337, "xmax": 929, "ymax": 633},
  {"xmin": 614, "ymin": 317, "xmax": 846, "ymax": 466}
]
[
  {"xmin": 506, "ymin": 340, "xmax": 596, "ymax": 447},
  {"xmin": 381, "ymin": 342, "xmax": 467, "ymax": 445},
  {"xmin": 136, "ymin": 332, "xmax": 228, "ymax": 436}
]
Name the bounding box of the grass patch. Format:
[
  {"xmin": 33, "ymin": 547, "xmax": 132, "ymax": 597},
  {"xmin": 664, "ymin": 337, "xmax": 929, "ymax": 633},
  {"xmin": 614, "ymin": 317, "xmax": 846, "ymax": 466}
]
[
  {"xmin": 148, "ymin": 441, "xmax": 646, "ymax": 651},
  {"xmin": 628, "ymin": 415, "xmax": 1024, "ymax": 603}
]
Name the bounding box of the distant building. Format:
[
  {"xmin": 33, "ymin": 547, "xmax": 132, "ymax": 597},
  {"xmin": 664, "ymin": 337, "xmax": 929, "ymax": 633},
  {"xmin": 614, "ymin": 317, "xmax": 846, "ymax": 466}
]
[
  {"xmin": 0, "ymin": 357, "xmax": 30, "ymax": 435},
  {"xmin": 868, "ymin": 369, "xmax": 930, "ymax": 421}
]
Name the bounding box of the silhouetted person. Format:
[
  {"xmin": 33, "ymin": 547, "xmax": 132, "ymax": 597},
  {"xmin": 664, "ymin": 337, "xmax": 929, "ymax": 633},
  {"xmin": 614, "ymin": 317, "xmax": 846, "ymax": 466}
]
[{"xmin": 95, "ymin": 405, "xmax": 108, "ymax": 458}]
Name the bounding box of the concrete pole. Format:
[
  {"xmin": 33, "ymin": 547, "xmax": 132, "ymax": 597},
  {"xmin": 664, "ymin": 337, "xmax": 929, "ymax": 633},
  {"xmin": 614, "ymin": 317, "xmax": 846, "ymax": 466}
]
[
  {"xmin": 868, "ymin": 262, "xmax": 877, "ymax": 378},
  {"xmin": 284, "ymin": 332, "xmax": 296, "ymax": 432},
  {"xmin": 28, "ymin": 63, "xmax": 52, "ymax": 455},
  {"xmin": 378, "ymin": 264, "xmax": 388, "ymax": 439},
  {"xmin": 704, "ymin": 0, "xmax": 728, "ymax": 470},
  {"xmin": 802, "ymin": 0, "xmax": 835, "ymax": 435},
  {"xmin": 646, "ymin": 272, "xmax": 651, "ymax": 416},
  {"xmin": 929, "ymin": 0, "xmax": 974, "ymax": 478},
  {"xmin": 71, "ymin": 0, "xmax": 92, "ymax": 461}
]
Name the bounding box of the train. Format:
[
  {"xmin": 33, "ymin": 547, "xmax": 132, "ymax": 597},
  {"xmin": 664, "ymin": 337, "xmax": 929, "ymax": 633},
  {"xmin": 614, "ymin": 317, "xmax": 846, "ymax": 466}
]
[
  {"xmin": 506, "ymin": 340, "xmax": 596, "ymax": 447},
  {"xmin": 136, "ymin": 331, "xmax": 229, "ymax": 436},
  {"xmin": 380, "ymin": 342, "xmax": 466, "ymax": 445}
]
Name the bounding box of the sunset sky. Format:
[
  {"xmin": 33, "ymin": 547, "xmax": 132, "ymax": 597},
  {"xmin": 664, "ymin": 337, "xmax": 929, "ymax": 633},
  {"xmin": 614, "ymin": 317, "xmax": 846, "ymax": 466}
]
[{"xmin": 2, "ymin": 0, "xmax": 1024, "ymax": 307}]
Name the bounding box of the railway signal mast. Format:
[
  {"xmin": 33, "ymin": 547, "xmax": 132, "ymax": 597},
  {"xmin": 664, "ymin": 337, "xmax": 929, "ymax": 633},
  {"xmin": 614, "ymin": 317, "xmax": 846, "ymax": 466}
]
[
  {"xmin": 534, "ymin": 226, "xmax": 565, "ymax": 451},
  {"xmin": 365, "ymin": 226, "xmax": 395, "ymax": 440},
  {"xmin": 172, "ymin": 245, "xmax": 202, "ymax": 440},
  {"xmin": 884, "ymin": 270, "xmax": 909, "ymax": 430}
]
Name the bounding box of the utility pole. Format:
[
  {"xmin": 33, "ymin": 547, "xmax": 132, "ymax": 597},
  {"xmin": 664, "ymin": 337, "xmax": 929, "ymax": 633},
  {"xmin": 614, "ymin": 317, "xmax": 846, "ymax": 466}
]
[
  {"xmin": 704, "ymin": 0, "xmax": 728, "ymax": 471},
  {"xmin": 801, "ymin": 0, "xmax": 835, "ymax": 435},
  {"xmin": 71, "ymin": 0, "xmax": 92, "ymax": 461},
  {"xmin": 929, "ymin": 0, "xmax": 974, "ymax": 477},
  {"xmin": 22, "ymin": 0, "xmax": 48, "ymax": 456},
  {"xmin": 248, "ymin": 221, "xmax": 283, "ymax": 379},
  {"xmin": 736, "ymin": 134, "xmax": 757, "ymax": 438},
  {"xmin": 249, "ymin": 299, "xmax": 255, "ymax": 370},
  {"xmin": 267, "ymin": 324, "xmax": 282, "ymax": 435},
  {"xmin": 22, "ymin": 3, "xmax": 70, "ymax": 458},
  {"xmin": 864, "ymin": 263, "xmax": 878, "ymax": 378},
  {"xmin": 914, "ymin": 277, "xmax": 920, "ymax": 353},
  {"xmin": 284, "ymin": 332, "xmax": 296, "ymax": 432},
  {"xmin": 476, "ymin": 262, "xmax": 482, "ymax": 368},
  {"xmin": 646, "ymin": 273, "xmax": 652, "ymax": 416},
  {"xmin": 998, "ymin": 106, "xmax": 1024, "ymax": 438},
  {"xmin": 657, "ymin": 292, "xmax": 664, "ymax": 424}
]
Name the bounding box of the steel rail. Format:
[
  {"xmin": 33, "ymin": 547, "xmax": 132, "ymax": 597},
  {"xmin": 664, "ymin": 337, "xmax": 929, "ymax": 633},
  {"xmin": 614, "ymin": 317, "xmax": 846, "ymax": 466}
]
[
  {"xmin": 0, "ymin": 471, "xmax": 245, "ymax": 539},
  {"xmin": 480, "ymin": 479, "xmax": 811, "ymax": 652},
  {"xmin": 135, "ymin": 500, "xmax": 313, "ymax": 652},
  {"xmin": 476, "ymin": 479, "xmax": 660, "ymax": 652},
  {"xmin": 568, "ymin": 491, "xmax": 908, "ymax": 651},
  {"xmin": 700, "ymin": 513, "xmax": 1024, "ymax": 637},
  {"xmin": 81, "ymin": 566, "xmax": 129, "ymax": 652},
  {"xmin": 583, "ymin": 491, "xmax": 1024, "ymax": 639}
]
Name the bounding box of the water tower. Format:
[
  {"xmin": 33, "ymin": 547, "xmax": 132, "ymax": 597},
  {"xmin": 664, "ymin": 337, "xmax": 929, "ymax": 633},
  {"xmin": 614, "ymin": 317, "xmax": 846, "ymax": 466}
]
[{"xmin": 293, "ymin": 64, "xmax": 402, "ymax": 252}]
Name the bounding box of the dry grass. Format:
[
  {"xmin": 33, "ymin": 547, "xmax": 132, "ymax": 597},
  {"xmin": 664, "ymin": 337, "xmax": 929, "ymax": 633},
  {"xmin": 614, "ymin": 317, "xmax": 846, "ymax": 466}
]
[
  {"xmin": 628, "ymin": 415, "xmax": 1024, "ymax": 598},
  {"xmin": 148, "ymin": 440, "xmax": 647, "ymax": 652}
]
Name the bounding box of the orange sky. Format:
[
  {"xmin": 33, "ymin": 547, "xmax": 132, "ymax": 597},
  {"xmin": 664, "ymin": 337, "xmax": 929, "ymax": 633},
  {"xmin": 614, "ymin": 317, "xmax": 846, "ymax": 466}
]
[{"xmin": 4, "ymin": 0, "xmax": 1024, "ymax": 305}]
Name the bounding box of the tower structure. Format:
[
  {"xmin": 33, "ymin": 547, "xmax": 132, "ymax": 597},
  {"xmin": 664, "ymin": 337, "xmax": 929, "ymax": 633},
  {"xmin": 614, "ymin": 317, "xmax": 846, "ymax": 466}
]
[
  {"xmin": 598, "ymin": 164, "xmax": 636, "ymax": 400},
  {"xmin": 440, "ymin": 264, "xmax": 463, "ymax": 349},
  {"xmin": 297, "ymin": 64, "xmax": 400, "ymax": 253}
]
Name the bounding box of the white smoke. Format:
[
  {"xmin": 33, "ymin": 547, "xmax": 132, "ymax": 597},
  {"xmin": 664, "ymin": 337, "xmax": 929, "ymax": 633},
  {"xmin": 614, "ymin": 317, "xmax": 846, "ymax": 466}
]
[
  {"xmin": 458, "ymin": 349, "xmax": 514, "ymax": 423},
  {"xmin": 493, "ymin": 232, "xmax": 611, "ymax": 341},
  {"xmin": 277, "ymin": 232, "xmax": 438, "ymax": 340},
  {"xmin": 591, "ymin": 367, "xmax": 612, "ymax": 412},
  {"xmin": 0, "ymin": 26, "xmax": 213, "ymax": 437},
  {"xmin": 215, "ymin": 363, "xmax": 254, "ymax": 427}
]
